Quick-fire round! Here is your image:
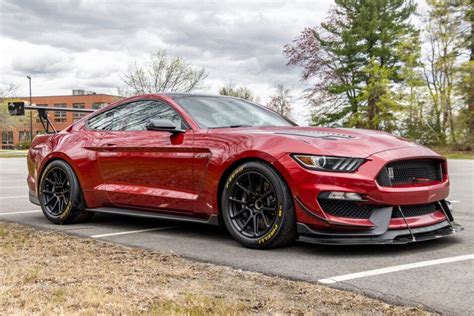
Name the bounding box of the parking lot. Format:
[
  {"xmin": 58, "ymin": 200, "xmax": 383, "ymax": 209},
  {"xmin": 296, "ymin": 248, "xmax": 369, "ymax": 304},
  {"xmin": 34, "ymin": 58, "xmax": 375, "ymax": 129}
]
[{"xmin": 1, "ymin": 157, "xmax": 472, "ymax": 314}]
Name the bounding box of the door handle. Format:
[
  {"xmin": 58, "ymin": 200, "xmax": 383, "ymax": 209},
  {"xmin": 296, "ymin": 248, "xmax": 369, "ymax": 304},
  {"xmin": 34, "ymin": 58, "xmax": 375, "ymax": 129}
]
[{"xmin": 103, "ymin": 143, "xmax": 117, "ymax": 147}]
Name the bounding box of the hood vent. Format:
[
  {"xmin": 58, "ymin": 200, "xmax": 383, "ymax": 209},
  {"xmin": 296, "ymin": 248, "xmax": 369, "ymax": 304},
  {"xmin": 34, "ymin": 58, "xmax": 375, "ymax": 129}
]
[{"xmin": 274, "ymin": 130, "xmax": 355, "ymax": 140}]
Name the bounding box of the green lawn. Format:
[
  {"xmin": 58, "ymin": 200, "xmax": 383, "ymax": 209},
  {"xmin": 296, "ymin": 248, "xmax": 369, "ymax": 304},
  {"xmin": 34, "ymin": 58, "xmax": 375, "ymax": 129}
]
[
  {"xmin": 0, "ymin": 150, "xmax": 28, "ymax": 158},
  {"xmin": 441, "ymin": 152, "xmax": 474, "ymax": 159}
]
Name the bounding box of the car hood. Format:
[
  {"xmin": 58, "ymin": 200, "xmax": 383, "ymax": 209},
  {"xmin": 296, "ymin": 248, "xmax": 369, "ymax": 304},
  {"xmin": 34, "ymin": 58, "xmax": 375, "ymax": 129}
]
[{"xmin": 216, "ymin": 126, "xmax": 434, "ymax": 158}]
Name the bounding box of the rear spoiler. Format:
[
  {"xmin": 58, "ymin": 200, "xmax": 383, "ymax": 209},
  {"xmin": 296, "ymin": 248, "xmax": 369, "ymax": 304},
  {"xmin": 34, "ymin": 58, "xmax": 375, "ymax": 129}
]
[{"xmin": 8, "ymin": 101, "xmax": 96, "ymax": 134}]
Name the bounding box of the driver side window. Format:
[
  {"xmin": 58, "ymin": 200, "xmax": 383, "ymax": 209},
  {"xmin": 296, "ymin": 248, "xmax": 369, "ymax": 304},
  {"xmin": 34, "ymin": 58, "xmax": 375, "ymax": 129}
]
[{"xmin": 88, "ymin": 100, "xmax": 188, "ymax": 131}]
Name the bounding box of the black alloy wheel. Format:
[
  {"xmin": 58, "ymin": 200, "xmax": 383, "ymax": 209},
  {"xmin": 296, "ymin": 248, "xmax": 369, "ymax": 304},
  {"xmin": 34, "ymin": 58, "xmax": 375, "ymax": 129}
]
[
  {"xmin": 222, "ymin": 161, "xmax": 297, "ymax": 249},
  {"xmin": 228, "ymin": 171, "xmax": 278, "ymax": 238},
  {"xmin": 39, "ymin": 160, "xmax": 93, "ymax": 224},
  {"xmin": 42, "ymin": 167, "xmax": 71, "ymax": 216}
]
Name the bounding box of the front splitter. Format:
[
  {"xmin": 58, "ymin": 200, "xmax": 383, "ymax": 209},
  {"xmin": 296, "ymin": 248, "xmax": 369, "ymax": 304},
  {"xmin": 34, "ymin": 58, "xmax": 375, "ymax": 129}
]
[{"xmin": 297, "ymin": 221, "xmax": 464, "ymax": 245}]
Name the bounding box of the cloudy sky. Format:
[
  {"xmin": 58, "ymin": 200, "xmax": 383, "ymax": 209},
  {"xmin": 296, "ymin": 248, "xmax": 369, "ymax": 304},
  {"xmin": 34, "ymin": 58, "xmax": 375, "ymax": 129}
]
[
  {"xmin": 0, "ymin": 0, "xmax": 340, "ymax": 123},
  {"xmin": 0, "ymin": 0, "xmax": 427, "ymax": 124}
]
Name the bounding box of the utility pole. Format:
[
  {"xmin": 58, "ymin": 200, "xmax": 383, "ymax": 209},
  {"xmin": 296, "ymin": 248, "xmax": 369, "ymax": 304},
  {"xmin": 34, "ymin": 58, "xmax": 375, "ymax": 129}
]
[{"xmin": 27, "ymin": 75, "xmax": 32, "ymax": 142}]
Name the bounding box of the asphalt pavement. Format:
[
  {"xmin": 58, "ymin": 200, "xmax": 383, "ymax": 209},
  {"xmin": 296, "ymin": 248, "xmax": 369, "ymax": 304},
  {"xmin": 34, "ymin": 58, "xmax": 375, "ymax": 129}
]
[{"xmin": 0, "ymin": 157, "xmax": 472, "ymax": 314}]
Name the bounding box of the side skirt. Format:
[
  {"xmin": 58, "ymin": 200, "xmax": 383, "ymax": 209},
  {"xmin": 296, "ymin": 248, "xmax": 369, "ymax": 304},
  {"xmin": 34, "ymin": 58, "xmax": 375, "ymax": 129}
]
[{"xmin": 86, "ymin": 207, "xmax": 220, "ymax": 226}]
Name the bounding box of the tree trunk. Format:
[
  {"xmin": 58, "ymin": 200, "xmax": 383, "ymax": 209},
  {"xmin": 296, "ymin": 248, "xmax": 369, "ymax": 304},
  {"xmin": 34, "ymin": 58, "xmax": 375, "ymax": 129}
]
[
  {"xmin": 469, "ymin": 8, "xmax": 474, "ymax": 145},
  {"xmin": 368, "ymin": 96, "xmax": 377, "ymax": 129}
]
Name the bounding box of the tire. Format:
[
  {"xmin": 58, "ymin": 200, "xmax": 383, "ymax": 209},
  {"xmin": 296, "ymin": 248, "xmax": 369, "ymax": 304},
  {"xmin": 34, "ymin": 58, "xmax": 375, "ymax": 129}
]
[
  {"xmin": 221, "ymin": 161, "xmax": 297, "ymax": 249},
  {"xmin": 38, "ymin": 160, "xmax": 93, "ymax": 224}
]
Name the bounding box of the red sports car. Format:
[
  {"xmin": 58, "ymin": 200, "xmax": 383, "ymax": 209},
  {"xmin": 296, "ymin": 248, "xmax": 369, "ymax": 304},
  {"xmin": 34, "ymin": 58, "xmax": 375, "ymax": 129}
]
[{"xmin": 26, "ymin": 93, "xmax": 462, "ymax": 248}]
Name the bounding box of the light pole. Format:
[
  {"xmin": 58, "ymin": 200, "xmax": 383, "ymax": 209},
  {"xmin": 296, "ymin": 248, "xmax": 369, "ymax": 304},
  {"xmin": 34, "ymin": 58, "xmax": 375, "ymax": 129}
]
[{"xmin": 27, "ymin": 76, "xmax": 32, "ymax": 142}]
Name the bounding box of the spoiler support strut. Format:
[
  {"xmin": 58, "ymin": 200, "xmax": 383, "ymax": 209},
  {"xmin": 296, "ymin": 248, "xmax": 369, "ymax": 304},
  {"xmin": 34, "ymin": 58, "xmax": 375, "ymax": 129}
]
[{"xmin": 8, "ymin": 102, "xmax": 96, "ymax": 134}]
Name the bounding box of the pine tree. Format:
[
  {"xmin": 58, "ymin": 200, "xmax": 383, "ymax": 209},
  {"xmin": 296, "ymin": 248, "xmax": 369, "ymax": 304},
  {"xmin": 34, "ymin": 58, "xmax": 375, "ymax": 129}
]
[
  {"xmin": 397, "ymin": 34, "xmax": 427, "ymax": 142},
  {"xmin": 284, "ymin": 0, "xmax": 418, "ymax": 130}
]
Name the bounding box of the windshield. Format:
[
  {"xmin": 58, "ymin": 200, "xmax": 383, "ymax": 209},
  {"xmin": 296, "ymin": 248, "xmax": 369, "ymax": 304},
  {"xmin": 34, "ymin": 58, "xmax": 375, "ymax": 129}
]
[{"xmin": 173, "ymin": 96, "xmax": 295, "ymax": 129}]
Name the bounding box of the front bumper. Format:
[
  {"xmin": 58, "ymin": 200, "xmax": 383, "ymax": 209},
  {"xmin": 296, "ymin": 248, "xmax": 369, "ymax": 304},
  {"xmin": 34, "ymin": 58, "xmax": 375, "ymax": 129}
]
[
  {"xmin": 276, "ymin": 147, "xmax": 455, "ymax": 228},
  {"xmin": 295, "ymin": 199, "xmax": 463, "ymax": 245},
  {"xmin": 275, "ymin": 147, "xmax": 464, "ymax": 244}
]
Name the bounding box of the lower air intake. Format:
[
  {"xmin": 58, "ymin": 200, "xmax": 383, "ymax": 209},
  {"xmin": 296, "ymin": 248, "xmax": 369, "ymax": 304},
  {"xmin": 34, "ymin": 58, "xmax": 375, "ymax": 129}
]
[
  {"xmin": 392, "ymin": 202, "xmax": 439, "ymax": 218},
  {"xmin": 317, "ymin": 199, "xmax": 442, "ymax": 220},
  {"xmin": 317, "ymin": 199, "xmax": 374, "ymax": 219}
]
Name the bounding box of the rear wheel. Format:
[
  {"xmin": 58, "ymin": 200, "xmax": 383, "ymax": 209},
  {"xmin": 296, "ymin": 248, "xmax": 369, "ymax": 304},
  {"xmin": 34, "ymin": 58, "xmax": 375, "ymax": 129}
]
[
  {"xmin": 221, "ymin": 161, "xmax": 297, "ymax": 249},
  {"xmin": 39, "ymin": 160, "xmax": 93, "ymax": 224}
]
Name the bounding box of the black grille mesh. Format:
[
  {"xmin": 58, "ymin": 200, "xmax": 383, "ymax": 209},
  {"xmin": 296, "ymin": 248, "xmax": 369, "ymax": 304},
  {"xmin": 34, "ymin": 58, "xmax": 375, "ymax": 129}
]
[
  {"xmin": 377, "ymin": 159, "xmax": 442, "ymax": 186},
  {"xmin": 318, "ymin": 199, "xmax": 441, "ymax": 219},
  {"xmin": 318, "ymin": 199, "xmax": 374, "ymax": 219},
  {"xmin": 392, "ymin": 203, "xmax": 439, "ymax": 218}
]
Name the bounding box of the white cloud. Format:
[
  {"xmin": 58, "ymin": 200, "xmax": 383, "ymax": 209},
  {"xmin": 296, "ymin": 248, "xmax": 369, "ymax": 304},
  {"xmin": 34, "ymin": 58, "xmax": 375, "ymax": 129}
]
[{"xmin": 0, "ymin": 0, "xmax": 336, "ymax": 124}]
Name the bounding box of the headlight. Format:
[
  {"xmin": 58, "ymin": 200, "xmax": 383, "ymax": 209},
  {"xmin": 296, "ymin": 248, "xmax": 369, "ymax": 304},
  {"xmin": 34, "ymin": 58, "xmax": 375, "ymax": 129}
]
[{"xmin": 292, "ymin": 155, "xmax": 364, "ymax": 172}]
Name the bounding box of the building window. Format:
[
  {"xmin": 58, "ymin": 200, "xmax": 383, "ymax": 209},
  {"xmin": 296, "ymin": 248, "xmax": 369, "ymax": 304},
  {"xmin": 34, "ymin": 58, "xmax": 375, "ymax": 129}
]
[
  {"xmin": 2, "ymin": 131, "xmax": 14, "ymax": 149},
  {"xmin": 19, "ymin": 131, "xmax": 31, "ymax": 142},
  {"xmin": 92, "ymin": 102, "xmax": 107, "ymax": 110},
  {"xmin": 35, "ymin": 104, "xmax": 48, "ymax": 122},
  {"xmin": 54, "ymin": 104, "xmax": 67, "ymax": 123},
  {"xmin": 72, "ymin": 103, "xmax": 86, "ymax": 121}
]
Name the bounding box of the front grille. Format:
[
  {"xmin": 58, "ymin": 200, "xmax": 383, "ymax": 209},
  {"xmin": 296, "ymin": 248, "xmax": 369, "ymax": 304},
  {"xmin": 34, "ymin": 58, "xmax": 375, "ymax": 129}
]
[
  {"xmin": 377, "ymin": 159, "xmax": 442, "ymax": 186},
  {"xmin": 392, "ymin": 202, "xmax": 439, "ymax": 218},
  {"xmin": 318, "ymin": 199, "xmax": 374, "ymax": 219}
]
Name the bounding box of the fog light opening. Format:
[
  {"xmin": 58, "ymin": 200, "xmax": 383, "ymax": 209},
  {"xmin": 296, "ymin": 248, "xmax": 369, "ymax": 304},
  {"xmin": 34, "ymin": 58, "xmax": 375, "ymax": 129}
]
[{"xmin": 327, "ymin": 192, "xmax": 364, "ymax": 201}]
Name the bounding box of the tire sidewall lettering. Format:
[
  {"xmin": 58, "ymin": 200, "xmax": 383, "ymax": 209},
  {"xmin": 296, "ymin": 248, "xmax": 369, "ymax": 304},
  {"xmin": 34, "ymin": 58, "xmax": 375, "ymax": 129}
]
[
  {"xmin": 225, "ymin": 164, "xmax": 246, "ymax": 189},
  {"xmin": 258, "ymin": 204, "xmax": 284, "ymax": 245}
]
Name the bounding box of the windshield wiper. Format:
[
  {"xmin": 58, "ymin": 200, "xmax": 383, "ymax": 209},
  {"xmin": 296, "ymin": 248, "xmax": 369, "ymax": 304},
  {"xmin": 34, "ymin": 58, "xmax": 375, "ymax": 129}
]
[{"xmin": 209, "ymin": 124, "xmax": 253, "ymax": 129}]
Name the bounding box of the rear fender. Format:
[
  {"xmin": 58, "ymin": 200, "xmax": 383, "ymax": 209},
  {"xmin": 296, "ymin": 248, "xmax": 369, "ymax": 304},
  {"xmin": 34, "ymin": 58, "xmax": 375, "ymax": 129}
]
[{"xmin": 28, "ymin": 133, "xmax": 84, "ymax": 198}]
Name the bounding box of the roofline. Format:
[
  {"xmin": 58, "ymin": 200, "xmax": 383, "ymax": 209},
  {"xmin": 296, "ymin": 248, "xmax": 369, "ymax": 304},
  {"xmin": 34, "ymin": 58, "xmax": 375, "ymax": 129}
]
[
  {"xmin": 161, "ymin": 92, "xmax": 258, "ymax": 103},
  {"xmin": 161, "ymin": 92, "xmax": 238, "ymax": 98},
  {"xmin": 15, "ymin": 94, "xmax": 123, "ymax": 98}
]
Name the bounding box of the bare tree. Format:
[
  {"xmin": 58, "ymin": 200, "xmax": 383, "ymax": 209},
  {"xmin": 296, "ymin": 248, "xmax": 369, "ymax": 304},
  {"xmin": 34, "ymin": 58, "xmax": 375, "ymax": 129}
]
[
  {"xmin": 122, "ymin": 50, "xmax": 208, "ymax": 94},
  {"xmin": 218, "ymin": 84, "xmax": 260, "ymax": 102},
  {"xmin": 0, "ymin": 82, "xmax": 18, "ymax": 100},
  {"xmin": 266, "ymin": 84, "xmax": 293, "ymax": 119},
  {"xmin": 422, "ymin": 0, "xmax": 466, "ymax": 144}
]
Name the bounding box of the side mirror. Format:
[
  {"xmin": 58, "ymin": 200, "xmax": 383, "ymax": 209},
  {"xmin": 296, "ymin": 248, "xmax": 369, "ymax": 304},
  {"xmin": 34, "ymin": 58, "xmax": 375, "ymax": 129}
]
[{"xmin": 146, "ymin": 119, "xmax": 185, "ymax": 134}]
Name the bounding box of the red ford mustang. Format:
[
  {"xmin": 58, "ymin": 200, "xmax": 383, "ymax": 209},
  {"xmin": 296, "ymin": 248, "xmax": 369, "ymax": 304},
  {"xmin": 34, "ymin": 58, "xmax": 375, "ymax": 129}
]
[{"xmin": 26, "ymin": 93, "xmax": 462, "ymax": 248}]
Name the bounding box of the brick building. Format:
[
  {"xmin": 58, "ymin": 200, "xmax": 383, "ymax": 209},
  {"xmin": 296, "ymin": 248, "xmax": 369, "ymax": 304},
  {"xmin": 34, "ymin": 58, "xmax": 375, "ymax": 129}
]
[{"xmin": 1, "ymin": 90, "xmax": 121, "ymax": 149}]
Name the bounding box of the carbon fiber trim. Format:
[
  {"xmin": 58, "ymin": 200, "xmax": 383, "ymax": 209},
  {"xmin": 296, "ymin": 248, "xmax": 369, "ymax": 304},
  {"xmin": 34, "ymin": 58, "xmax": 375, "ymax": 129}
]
[{"xmin": 297, "ymin": 221, "xmax": 463, "ymax": 245}]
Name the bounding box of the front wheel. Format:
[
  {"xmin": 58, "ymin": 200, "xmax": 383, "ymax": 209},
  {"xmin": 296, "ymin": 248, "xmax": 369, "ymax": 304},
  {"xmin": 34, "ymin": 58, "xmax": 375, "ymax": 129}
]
[
  {"xmin": 221, "ymin": 161, "xmax": 297, "ymax": 249},
  {"xmin": 38, "ymin": 160, "xmax": 93, "ymax": 224}
]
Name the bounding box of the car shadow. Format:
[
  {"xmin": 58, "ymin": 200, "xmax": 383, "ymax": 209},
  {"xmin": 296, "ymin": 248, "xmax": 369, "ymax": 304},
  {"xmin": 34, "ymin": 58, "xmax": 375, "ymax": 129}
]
[{"xmin": 89, "ymin": 212, "xmax": 464, "ymax": 257}]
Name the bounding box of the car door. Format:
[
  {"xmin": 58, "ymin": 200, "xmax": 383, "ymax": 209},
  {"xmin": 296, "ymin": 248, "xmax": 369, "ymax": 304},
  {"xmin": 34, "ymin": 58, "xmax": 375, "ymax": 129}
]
[{"xmin": 88, "ymin": 99, "xmax": 196, "ymax": 214}]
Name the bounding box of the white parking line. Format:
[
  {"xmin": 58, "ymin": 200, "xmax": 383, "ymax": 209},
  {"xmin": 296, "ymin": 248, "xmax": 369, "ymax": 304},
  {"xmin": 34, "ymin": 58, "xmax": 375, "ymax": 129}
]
[
  {"xmin": 0, "ymin": 210, "xmax": 42, "ymax": 216},
  {"xmin": 0, "ymin": 186, "xmax": 27, "ymax": 189},
  {"xmin": 0, "ymin": 180, "xmax": 27, "ymax": 183},
  {"xmin": 90, "ymin": 226, "xmax": 181, "ymax": 238},
  {"xmin": 318, "ymin": 254, "xmax": 474, "ymax": 284},
  {"xmin": 0, "ymin": 195, "xmax": 28, "ymax": 200}
]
